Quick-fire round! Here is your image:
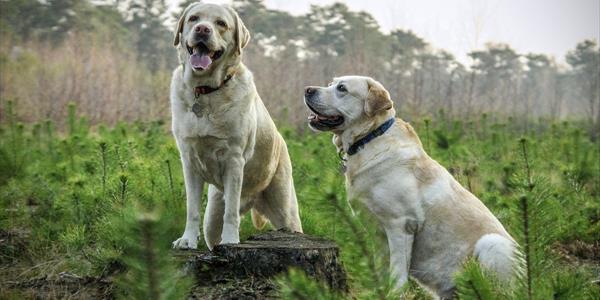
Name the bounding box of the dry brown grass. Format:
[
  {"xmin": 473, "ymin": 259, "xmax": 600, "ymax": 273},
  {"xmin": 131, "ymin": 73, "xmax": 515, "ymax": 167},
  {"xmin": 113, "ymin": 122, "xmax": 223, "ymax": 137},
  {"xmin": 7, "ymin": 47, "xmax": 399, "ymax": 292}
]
[{"xmin": 1, "ymin": 33, "xmax": 171, "ymax": 127}]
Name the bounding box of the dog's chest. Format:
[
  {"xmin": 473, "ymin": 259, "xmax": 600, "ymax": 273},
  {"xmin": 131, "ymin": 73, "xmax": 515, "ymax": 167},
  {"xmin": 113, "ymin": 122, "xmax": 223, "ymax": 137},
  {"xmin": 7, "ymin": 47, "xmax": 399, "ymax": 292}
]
[
  {"xmin": 172, "ymin": 96, "xmax": 254, "ymax": 186},
  {"xmin": 172, "ymin": 91, "xmax": 237, "ymax": 139},
  {"xmin": 345, "ymin": 168, "xmax": 394, "ymax": 218},
  {"xmin": 344, "ymin": 155, "xmax": 424, "ymax": 223},
  {"xmin": 174, "ymin": 109, "xmax": 221, "ymax": 138},
  {"xmin": 194, "ymin": 140, "xmax": 229, "ymax": 183}
]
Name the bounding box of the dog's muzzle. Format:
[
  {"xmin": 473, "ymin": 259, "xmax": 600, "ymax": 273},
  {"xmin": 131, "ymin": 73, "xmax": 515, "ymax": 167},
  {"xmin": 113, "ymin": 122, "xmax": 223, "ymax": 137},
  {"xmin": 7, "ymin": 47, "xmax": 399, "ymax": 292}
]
[{"xmin": 304, "ymin": 88, "xmax": 344, "ymax": 131}]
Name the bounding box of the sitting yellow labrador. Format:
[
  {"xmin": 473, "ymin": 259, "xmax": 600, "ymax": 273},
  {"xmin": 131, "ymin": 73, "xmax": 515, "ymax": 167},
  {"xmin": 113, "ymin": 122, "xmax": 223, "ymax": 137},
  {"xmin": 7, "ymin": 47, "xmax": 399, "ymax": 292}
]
[
  {"xmin": 304, "ymin": 76, "xmax": 518, "ymax": 298},
  {"xmin": 170, "ymin": 3, "xmax": 302, "ymax": 250}
]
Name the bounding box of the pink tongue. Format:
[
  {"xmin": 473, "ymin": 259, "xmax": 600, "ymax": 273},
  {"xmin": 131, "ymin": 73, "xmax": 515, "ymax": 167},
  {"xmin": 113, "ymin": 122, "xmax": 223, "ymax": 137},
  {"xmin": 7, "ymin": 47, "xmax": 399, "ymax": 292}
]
[{"xmin": 190, "ymin": 53, "xmax": 212, "ymax": 69}]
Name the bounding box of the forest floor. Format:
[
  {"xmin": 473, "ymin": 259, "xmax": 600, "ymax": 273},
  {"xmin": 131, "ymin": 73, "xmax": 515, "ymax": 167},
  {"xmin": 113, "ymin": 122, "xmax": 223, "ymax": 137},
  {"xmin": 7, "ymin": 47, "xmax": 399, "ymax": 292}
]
[{"xmin": 1, "ymin": 112, "xmax": 599, "ymax": 299}]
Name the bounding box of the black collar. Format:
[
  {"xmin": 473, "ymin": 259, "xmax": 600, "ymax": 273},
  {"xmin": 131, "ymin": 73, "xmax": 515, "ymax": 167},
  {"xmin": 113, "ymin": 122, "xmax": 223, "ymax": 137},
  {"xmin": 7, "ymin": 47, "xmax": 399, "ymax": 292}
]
[
  {"xmin": 194, "ymin": 73, "xmax": 234, "ymax": 98},
  {"xmin": 347, "ymin": 118, "xmax": 395, "ymax": 156}
]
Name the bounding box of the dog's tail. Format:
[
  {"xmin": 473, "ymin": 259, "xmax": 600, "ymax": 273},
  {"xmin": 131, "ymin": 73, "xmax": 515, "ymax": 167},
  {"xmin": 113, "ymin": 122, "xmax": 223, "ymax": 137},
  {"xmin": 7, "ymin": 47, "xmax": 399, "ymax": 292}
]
[
  {"xmin": 251, "ymin": 208, "xmax": 268, "ymax": 230},
  {"xmin": 474, "ymin": 233, "xmax": 521, "ymax": 281}
]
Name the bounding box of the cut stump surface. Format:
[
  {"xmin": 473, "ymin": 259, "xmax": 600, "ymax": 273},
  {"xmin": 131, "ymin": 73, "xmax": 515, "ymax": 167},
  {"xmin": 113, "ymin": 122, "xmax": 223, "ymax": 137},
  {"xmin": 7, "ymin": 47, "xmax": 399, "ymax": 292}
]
[{"xmin": 174, "ymin": 230, "xmax": 348, "ymax": 299}]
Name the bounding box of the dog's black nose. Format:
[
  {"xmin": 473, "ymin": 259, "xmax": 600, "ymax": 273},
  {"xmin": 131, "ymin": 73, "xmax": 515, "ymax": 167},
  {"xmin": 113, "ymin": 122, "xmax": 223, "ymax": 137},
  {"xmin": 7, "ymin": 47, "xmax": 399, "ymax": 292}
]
[
  {"xmin": 195, "ymin": 24, "xmax": 212, "ymax": 36},
  {"xmin": 305, "ymin": 87, "xmax": 317, "ymax": 97}
]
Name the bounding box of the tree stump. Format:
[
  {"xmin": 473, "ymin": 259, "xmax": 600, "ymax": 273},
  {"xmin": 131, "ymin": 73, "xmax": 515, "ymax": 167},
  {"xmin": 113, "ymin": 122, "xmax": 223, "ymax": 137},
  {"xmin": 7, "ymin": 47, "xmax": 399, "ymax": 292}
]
[{"xmin": 174, "ymin": 230, "xmax": 348, "ymax": 299}]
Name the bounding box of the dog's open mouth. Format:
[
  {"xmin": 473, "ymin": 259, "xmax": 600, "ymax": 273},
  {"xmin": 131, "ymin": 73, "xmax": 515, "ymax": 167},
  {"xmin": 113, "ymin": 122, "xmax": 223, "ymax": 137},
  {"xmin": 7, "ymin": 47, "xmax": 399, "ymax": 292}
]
[
  {"xmin": 306, "ymin": 102, "xmax": 344, "ymax": 129},
  {"xmin": 187, "ymin": 42, "xmax": 224, "ymax": 71}
]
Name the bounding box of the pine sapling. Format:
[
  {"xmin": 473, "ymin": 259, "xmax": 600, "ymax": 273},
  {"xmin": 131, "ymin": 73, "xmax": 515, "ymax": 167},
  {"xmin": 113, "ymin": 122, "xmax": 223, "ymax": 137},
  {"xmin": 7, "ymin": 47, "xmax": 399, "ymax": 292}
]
[
  {"xmin": 119, "ymin": 173, "xmax": 128, "ymax": 204},
  {"xmin": 45, "ymin": 119, "xmax": 54, "ymax": 158},
  {"xmin": 512, "ymin": 137, "xmax": 558, "ymax": 299},
  {"xmin": 32, "ymin": 123, "xmax": 41, "ymax": 149},
  {"xmin": 100, "ymin": 142, "xmax": 108, "ymax": 196},
  {"xmin": 7, "ymin": 100, "xmax": 18, "ymax": 174},
  {"xmin": 139, "ymin": 214, "xmax": 160, "ymax": 300},
  {"xmin": 115, "ymin": 206, "xmax": 193, "ymax": 300},
  {"xmin": 68, "ymin": 102, "xmax": 77, "ymax": 136},
  {"xmin": 327, "ymin": 195, "xmax": 392, "ymax": 300},
  {"xmin": 480, "ymin": 113, "xmax": 488, "ymax": 139},
  {"xmin": 165, "ymin": 159, "xmax": 175, "ymax": 202},
  {"xmin": 454, "ymin": 259, "xmax": 504, "ymax": 300},
  {"xmin": 520, "ymin": 194, "xmax": 532, "ymax": 300},
  {"xmin": 424, "ymin": 118, "xmax": 432, "ymax": 154},
  {"xmin": 519, "ymin": 138, "xmax": 534, "ymax": 300}
]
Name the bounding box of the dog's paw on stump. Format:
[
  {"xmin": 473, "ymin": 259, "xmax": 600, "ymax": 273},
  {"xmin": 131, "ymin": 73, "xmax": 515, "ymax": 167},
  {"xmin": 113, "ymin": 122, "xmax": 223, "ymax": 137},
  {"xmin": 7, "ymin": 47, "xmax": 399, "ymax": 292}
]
[{"xmin": 174, "ymin": 230, "xmax": 348, "ymax": 299}]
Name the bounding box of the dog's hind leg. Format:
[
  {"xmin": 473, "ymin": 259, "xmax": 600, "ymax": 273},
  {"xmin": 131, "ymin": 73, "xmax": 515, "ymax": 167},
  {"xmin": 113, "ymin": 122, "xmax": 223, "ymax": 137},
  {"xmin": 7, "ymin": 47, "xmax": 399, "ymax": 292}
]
[
  {"xmin": 287, "ymin": 183, "xmax": 302, "ymax": 233},
  {"xmin": 254, "ymin": 149, "xmax": 302, "ymax": 233}
]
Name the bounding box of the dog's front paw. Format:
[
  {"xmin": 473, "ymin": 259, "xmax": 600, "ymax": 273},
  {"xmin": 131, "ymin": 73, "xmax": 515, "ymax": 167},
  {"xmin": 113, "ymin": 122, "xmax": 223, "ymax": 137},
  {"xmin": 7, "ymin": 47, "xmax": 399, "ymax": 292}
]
[
  {"xmin": 172, "ymin": 231, "xmax": 199, "ymax": 249},
  {"xmin": 219, "ymin": 236, "xmax": 240, "ymax": 245},
  {"xmin": 220, "ymin": 225, "xmax": 240, "ymax": 245}
]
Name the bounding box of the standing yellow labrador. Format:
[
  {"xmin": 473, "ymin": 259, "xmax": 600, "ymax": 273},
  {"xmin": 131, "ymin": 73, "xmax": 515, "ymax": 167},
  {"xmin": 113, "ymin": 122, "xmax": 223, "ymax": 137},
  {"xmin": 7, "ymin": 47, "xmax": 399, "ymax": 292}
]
[
  {"xmin": 170, "ymin": 3, "xmax": 302, "ymax": 250},
  {"xmin": 304, "ymin": 75, "xmax": 519, "ymax": 298}
]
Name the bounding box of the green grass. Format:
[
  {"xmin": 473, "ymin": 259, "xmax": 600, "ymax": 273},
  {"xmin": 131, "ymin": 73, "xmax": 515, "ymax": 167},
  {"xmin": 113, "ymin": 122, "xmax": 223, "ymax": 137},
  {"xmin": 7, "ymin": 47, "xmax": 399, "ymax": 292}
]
[{"xmin": 1, "ymin": 102, "xmax": 599, "ymax": 299}]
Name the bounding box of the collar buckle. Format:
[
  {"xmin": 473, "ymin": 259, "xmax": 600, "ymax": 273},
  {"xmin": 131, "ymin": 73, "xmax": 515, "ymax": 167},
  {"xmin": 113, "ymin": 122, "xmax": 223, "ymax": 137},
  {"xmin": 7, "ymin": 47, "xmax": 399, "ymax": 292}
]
[
  {"xmin": 338, "ymin": 149, "xmax": 347, "ymax": 174},
  {"xmin": 338, "ymin": 149, "xmax": 347, "ymax": 162},
  {"xmin": 194, "ymin": 87, "xmax": 203, "ymax": 99}
]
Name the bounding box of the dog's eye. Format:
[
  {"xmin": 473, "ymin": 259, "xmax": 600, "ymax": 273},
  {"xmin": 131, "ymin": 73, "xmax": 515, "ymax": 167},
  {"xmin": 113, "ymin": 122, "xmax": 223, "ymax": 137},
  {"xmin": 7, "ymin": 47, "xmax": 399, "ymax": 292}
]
[
  {"xmin": 337, "ymin": 84, "xmax": 347, "ymax": 92},
  {"xmin": 188, "ymin": 15, "xmax": 198, "ymax": 22},
  {"xmin": 215, "ymin": 20, "xmax": 227, "ymax": 27}
]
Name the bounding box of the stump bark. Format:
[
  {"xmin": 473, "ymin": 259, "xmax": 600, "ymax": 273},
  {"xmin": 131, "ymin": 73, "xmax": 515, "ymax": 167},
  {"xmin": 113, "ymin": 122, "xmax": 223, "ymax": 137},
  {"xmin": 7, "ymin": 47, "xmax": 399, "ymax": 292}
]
[{"xmin": 174, "ymin": 230, "xmax": 348, "ymax": 299}]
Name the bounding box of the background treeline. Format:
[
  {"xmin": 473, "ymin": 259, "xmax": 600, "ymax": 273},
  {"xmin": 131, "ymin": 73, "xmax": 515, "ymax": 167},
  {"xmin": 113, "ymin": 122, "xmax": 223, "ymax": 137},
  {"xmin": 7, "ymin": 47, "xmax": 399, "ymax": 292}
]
[{"xmin": 1, "ymin": 0, "xmax": 599, "ymax": 138}]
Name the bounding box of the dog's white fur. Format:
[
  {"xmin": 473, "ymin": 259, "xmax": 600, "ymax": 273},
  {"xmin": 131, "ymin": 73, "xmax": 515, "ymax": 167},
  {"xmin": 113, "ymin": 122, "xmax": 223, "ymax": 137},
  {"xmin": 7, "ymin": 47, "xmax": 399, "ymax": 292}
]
[
  {"xmin": 170, "ymin": 3, "xmax": 302, "ymax": 250},
  {"xmin": 304, "ymin": 76, "xmax": 518, "ymax": 298}
]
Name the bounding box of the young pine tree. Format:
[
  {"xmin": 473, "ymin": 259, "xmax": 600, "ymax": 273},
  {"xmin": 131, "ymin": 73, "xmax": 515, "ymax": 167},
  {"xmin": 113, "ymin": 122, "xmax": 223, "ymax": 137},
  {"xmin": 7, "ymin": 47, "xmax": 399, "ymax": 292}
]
[{"xmin": 112, "ymin": 205, "xmax": 192, "ymax": 299}]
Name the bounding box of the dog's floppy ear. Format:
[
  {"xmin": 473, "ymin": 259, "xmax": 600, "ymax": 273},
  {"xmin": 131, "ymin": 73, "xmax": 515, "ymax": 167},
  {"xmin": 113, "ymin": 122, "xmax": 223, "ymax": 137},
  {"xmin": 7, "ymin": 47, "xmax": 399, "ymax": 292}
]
[
  {"xmin": 364, "ymin": 78, "xmax": 393, "ymax": 117},
  {"xmin": 173, "ymin": 3, "xmax": 196, "ymax": 47},
  {"xmin": 227, "ymin": 6, "xmax": 250, "ymax": 55}
]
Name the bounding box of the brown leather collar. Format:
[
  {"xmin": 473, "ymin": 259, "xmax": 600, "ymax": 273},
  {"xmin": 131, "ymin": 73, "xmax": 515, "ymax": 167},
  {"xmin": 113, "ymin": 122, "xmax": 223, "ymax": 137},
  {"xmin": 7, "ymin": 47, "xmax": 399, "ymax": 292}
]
[{"xmin": 194, "ymin": 73, "xmax": 234, "ymax": 99}]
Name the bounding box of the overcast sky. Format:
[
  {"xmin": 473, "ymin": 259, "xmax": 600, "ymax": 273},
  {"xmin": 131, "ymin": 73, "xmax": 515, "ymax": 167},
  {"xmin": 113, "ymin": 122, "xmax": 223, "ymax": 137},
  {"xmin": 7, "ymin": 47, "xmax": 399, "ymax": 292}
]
[{"xmin": 169, "ymin": 0, "xmax": 600, "ymax": 65}]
